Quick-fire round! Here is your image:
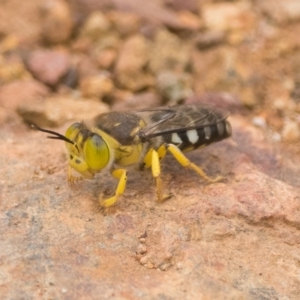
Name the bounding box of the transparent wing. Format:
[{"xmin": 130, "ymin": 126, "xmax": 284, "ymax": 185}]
[{"xmin": 135, "ymin": 104, "xmax": 230, "ymax": 141}]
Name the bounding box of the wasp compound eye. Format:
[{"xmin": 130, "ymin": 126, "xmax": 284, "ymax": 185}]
[{"xmin": 84, "ymin": 134, "xmax": 110, "ymax": 171}]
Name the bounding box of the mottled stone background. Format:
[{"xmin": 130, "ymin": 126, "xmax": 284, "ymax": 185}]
[{"xmin": 1, "ymin": 0, "xmax": 300, "ymax": 299}]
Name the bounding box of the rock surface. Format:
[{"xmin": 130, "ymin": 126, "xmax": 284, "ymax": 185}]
[
  {"xmin": 17, "ymin": 96, "xmax": 109, "ymax": 127},
  {"xmin": 26, "ymin": 50, "xmax": 70, "ymax": 87},
  {"xmin": 1, "ymin": 112, "xmax": 300, "ymax": 299},
  {"xmin": 1, "ymin": 1, "xmax": 300, "ymax": 300}
]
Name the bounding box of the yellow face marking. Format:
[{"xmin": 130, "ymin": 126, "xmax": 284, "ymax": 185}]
[{"xmin": 68, "ymin": 153, "xmax": 95, "ymax": 179}]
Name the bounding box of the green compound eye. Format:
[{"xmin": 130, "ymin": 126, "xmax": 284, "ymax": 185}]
[{"xmin": 84, "ymin": 134, "xmax": 110, "ymax": 171}]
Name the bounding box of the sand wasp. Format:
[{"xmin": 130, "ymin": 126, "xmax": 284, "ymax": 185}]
[{"xmin": 33, "ymin": 104, "xmax": 231, "ymax": 209}]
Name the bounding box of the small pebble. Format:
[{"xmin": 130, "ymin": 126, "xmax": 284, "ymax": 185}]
[
  {"xmin": 282, "ymin": 119, "xmax": 300, "ymax": 142},
  {"xmin": 252, "ymin": 116, "xmax": 267, "ymax": 128}
]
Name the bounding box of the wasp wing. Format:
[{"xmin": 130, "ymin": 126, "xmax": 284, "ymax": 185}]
[{"xmin": 135, "ymin": 104, "xmax": 230, "ymax": 141}]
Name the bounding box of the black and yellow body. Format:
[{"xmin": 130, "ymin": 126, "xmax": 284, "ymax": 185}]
[{"xmin": 34, "ymin": 104, "xmax": 231, "ymax": 209}]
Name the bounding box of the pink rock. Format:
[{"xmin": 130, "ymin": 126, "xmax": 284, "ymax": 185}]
[
  {"xmin": 185, "ymin": 92, "xmax": 245, "ymax": 114},
  {"xmin": 164, "ymin": 0, "xmax": 199, "ymax": 13},
  {"xmin": 26, "ymin": 49, "xmax": 70, "ymax": 86},
  {"xmin": 0, "ymin": 79, "xmax": 50, "ymax": 110},
  {"xmin": 113, "ymin": 0, "xmax": 199, "ymax": 31},
  {"xmin": 112, "ymin": 92, "xmax": 161, "ymax": 111},
  {"xmin": 41, "ymin": 0, "xmax": 74, "ymax": 44}
]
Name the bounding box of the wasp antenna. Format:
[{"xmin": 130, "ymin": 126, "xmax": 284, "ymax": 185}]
[{"xmin": 31, "ymin": 124, "xmax": 78, "ymax": 150}]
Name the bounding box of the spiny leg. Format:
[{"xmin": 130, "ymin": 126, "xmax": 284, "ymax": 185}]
[
  {"xmin": 99, "ymin": 168, "xmax": 128, "ymax": 208},
  {"xmin": 165, "ymin": 144, "xmax": 222, "ymax": 183}
]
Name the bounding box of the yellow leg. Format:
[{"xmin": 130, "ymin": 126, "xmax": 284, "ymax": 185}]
[
  {"xmin": 151, "ymin": 149, "xmax": 163, "ymax": 201},
  {"xmin": 150, "ymin": 148, "xmax": 171, "ymax": 202},
  {"xmin": 166, "ymin": 144, "xmax": 222, "ymax": 183},
  {"xmin": 143, "ymin": 148, "xmax": 153, "ymax": 169},
  {"xmin": 99, "ymin": 169, "xmax": 128, "ymax": 208},
  {"xmin": 142, "ymin": 145, "xmax": 167, "ymax": 170},
  {"xmin": 157, "ymin": 144, "xmax": 167, "ymax": 160}
]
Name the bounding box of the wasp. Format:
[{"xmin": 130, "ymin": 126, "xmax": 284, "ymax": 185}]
[{"xmin": 33, "ymin": 104, "xmax": 231, "ymax": 209}]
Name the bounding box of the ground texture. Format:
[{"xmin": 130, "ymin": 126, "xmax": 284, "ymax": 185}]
[{"xmin": 1, "ymin": 0, "xmax": 300, "ymax": 299}]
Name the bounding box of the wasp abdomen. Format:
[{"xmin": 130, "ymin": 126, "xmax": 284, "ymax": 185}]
[{"xmin": 167, "ymin": 120, "xmax": 231, "ymax": 151}]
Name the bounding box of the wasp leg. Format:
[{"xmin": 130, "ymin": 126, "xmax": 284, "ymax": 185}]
[
  {"xmin": 142, "ymin": 148, "xmax": 153, "ymax": 169},
  {"xmin": 99, "ymin": 169, "xmax": 128, "ymax": 208},
  {"xmin": 142, "ymin": 145, "xmax": 167, "ymax": 170},
  {"xmin": 151, "ymin": 149, "xmax": 162, "ymax": 201},
  {"xmin": 67, "ymin": 166, "xmax": 83, "ymax": 186},
  {"xmin": 165, "ymin": 144, "xmax": 222, "ymax": 183},
  {"xmin": 146, "ymin": 147, "xmax": 171, "ymax": 202},
  {"xmin": 157, "ymin": 144, "xmax": 167, "ymax": 160}
]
